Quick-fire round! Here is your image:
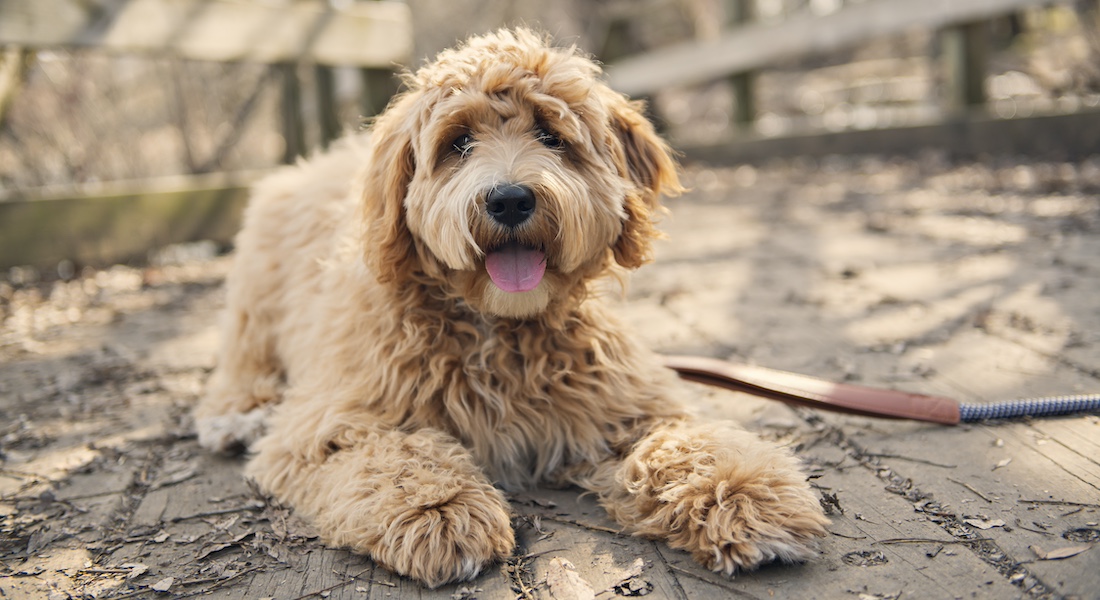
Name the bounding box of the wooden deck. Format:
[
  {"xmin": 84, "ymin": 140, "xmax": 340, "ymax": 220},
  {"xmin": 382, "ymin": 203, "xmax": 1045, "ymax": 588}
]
[{"xmin": 2, "ymin": 157, "xmax": 1098, "ymax": 599}]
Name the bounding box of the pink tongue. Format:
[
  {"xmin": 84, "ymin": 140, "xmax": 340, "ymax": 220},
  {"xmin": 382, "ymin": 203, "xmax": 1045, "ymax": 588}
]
[{"xmin": 485, "ymin": 245, "xmax": 546, "ymax": 293}]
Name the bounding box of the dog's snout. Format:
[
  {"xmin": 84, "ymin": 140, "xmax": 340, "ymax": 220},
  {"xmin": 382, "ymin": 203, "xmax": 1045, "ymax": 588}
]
[{"xmin": 486, "ymin": 184, "xmax": 536, "ymax": 228}]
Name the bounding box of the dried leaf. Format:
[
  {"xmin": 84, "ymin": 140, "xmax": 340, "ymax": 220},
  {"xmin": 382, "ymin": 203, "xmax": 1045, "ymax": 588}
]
[
  {"xmin": 528, "ymin": 496, "xmax": 558, "ymax": 509},
  {"xmin": 992, "ymin": 458, "xmax": 1012, "ymax": 471},
  {"xmin": 1030, "ymin": 544, "xmax": 1091, "ymax": 560},
  {"xmin": 964, "ymin": 518, "xmax": 1006, "ymax": 530},
  {"xmin": 151, "ymin": 465, "xmax": 197, "ymax": 490},
  {"xmin": 546, "ymin": 557, "xmax": 595, "ymax": 600},
  {"xmin": 151, "ymin": 577, "xmax": 174, "ymax": 592},
  {"xmin": 120, "ymin": 563, "xmax": 148, "ymax": 579},
  {"xmin": 195, "ymin": 542, "xmax": 232, "ymax": 560},
  {"xmin": 621, "ymin": 557, "xmax": 645, "ymax": 579},
  {"xmin": 605, "ymin": 558, "xmax": 652, "ymax": 596}
]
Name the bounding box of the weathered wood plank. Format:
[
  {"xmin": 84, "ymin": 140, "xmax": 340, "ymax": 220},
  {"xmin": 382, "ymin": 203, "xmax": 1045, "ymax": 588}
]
[
  {"xmin": 0, "ymin": 173, "xmax": 259, "ymax": 270},
  {"xmin": 677, "ymin": 108, "xmax": 1100, "ymax": 163},
  {"xmin": 607, "ymin": 0, "xmax": 1054, "ymax": 95},
  {"xmin": 0, "ymin": 0, "xmax": 411, "ymax": 67},
  {"xmin": 4, "ymin": 158, "xmax": 1099, "ymax": 599}
]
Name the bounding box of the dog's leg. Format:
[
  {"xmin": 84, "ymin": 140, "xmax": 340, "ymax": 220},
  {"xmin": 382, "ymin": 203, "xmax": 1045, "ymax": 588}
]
[
  {"xmin": 576, "ymin": 419, "xmax": 828, "ymax": 574},
  {"xmin": 246, "ymin": 403, "xmax": 515, "ymax": 588},
  {"xmin": 194, "ymin": 306, "xmax": 283, "ymax": 454}
]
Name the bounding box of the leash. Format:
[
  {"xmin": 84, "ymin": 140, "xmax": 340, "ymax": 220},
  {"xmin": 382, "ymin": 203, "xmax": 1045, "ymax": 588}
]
[{"xmin": 663, "ymin": 355, "xmax": 1100, "ymax": 424}]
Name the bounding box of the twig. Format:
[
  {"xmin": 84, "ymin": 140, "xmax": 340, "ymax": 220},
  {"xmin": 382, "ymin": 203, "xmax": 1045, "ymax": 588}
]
[
  {"xmin": 288, "ymin": 576, "xmax": 352, "ymax": 594},
  {"xmin": 666, "ymin": 564, "xmax": 764, "ymax": 600},
  {"xmin": 520, "ymin": 547, "xmax": 568, "ymax": 560},
  {"xmin": 1017, "ymin": 499, "xmax": 1100, "ymax": 510},
  {"xmin": 528, "ymin": 514, "xmax": 626, "ymax": 536},
  {"xmin": 875, "ymin": 537, "xmax": 990, "ymax": 546},
  {"xmin": 1013, "ymin": 519, "xmax": 1054, "ymax": 536},
  {"xmin": 948, "ymin": 478, "xmax": 993, "ymax": 503},
  {"xmin": 111, "ymin": 565, "xmax": 268, "ymax": 599},
  {"xmin": 861, "ymin": 453, "xmax": 957, "ymax": 469},
  {"xmin": 174, "ymin": 564, "xmax": 268, "ymax": 599},
  {"xmin": 287, "ymin": 568, "xmax": 370, "ymax": 600},
  {"xmin": 504, "ymin": 554, "xmax": 539, "ymax": 600},
  {"xmin": 170, "ymin": 503, "xmax": 264, "ymax": 522},
  {"xmin": 829, "ymin": 530, "xmax": 868, "ymax": 540},
  {"xmin": 77, "ymin": 568, "xmax": 134, "ymax": 575}
]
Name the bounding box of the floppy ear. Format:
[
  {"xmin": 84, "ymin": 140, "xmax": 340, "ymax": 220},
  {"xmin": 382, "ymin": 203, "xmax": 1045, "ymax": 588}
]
[
  {"xmin": 609, "ymin": 98, "xmax": 683, "ymax": 269},
  {"xmin": 361, "ymin": 92, "xmax": 419, "ymax": 284}
]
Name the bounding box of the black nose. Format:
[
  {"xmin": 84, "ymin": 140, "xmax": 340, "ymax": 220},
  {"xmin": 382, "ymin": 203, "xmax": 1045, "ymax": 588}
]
[{"xmin": 485, "ymin": 184, "xmax": 536, "ymax": 228}]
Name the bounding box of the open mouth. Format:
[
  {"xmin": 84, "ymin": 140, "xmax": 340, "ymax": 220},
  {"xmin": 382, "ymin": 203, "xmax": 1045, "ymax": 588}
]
[{"xmin": 485, "ymin": 242, "xmax": 546, "ymax": 293}]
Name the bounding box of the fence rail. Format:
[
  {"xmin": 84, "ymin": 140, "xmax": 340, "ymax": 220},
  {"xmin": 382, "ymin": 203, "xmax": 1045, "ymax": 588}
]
[
  {"xmin": 0, "ymin": 0, "xmax": 411, "ymax": 66},
  {"xmin": 607, "ymin": 0, "xmax": 1100, "ymax": 158},
  {"xmin": 0, "ymin": 173, "xmax": 259, "ymax": 270},
  {"xmin": 2, "ymin": 1, "xmax": 1097, "ymax": 271},
  {"xmin": 0, "ymin": 0, "xmax": 412, "ymax": 271},
  {"xmin": 607, "ymin": 0, "xmax": 1052, "ymax": 97}
]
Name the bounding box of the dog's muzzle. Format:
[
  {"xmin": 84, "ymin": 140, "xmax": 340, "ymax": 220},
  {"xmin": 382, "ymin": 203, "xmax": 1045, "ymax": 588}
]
[{"xmin": 483, "ymin": 184, "xmax": 546, "ymax": 294}]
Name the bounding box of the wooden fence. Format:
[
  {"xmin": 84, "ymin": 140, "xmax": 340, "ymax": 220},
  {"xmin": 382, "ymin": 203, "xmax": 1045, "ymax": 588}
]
[
  {"xmin": 0, "ymin": 0, "xmax": 411, "ymax": 271},
  {"xmin": 606, "ymin": 0, "xmax": 1100, "ymax": 161},
  {"xmin": 2, "ymin": 0, "xmax": 1098, "ymax": 271}
]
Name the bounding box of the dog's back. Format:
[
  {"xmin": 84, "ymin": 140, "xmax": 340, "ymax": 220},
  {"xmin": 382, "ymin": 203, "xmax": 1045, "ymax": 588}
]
[{"xmin": 194, "ymin": 136, "xmax": 370, "ymax": 448}]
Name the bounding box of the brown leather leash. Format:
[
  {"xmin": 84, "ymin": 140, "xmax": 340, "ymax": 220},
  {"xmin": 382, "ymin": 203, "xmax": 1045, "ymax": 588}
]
[{"xmin": 663, "ymin": 355, "xmax": 963, "ymax": 425}]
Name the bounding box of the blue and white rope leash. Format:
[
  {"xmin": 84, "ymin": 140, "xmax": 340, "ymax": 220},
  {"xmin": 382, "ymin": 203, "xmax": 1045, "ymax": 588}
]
[{"xmin": 958, "ymin": 394, "xmax": 1100, "ymax": 422}]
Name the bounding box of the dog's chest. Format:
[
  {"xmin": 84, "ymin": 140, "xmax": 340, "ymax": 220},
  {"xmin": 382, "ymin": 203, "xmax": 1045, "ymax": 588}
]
[{"xmin": 410, "ymin": 323, "xmax": 628, "ymax": 487}]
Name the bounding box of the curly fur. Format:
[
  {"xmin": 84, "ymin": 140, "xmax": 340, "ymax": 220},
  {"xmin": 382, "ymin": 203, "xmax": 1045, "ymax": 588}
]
[{"xmin": 195, "ymin": 28, "xmax": 828, "ymax": 588}]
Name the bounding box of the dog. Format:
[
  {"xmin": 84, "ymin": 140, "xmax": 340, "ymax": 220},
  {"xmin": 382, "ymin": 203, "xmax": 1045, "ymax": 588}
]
[{"xmin": 194, "ymin": 28, "xmax": 828, "ymax": 588}]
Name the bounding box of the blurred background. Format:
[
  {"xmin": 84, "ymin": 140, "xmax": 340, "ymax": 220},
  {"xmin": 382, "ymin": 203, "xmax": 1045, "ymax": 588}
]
[
  {"xmin": 1, "ymin": 0, "xmax": 1098, "ymax": 192},
  {"xmin": 0, "ymin": 0, "xmax": 1098, "ymax": 274}
]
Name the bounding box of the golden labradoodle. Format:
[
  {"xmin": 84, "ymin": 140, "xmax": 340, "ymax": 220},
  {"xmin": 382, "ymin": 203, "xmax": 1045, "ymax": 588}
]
[{"xmin": 195, "ymin": 28, "xmax": 828, "ymax": 588}]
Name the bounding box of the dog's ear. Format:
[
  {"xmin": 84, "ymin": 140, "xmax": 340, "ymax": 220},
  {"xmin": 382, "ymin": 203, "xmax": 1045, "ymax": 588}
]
[
  {"xmin": 361, "ymin": 92, "xmax": 419, "ymax": 284},
  {"xmin": 609, "ymin": 98, "xmax": 683, "ymax": 269}
]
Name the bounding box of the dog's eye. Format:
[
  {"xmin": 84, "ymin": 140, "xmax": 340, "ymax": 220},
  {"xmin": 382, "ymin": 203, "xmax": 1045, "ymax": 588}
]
[
  {"xmin": 451, "ymin": 133, "xmax": 475, "ymax": 157},
  {"xmin": 535, "ymin": 128, "xmax": 563, "ymax": 150}
]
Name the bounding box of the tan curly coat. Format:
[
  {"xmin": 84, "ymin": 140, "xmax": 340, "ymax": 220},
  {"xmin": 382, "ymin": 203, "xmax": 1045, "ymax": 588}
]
[{"xmin": 194, "ymin": 28, "xmax": 828, "ymax": 588}]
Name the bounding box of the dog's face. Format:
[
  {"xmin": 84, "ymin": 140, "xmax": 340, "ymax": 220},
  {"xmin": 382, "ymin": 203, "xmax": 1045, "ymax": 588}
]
[{"xmin": 361, "ymin": 29, "xmax": 680, "ymax": 319}]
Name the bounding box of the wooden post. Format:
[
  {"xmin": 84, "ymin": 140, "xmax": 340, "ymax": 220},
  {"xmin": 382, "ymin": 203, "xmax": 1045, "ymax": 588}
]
[
  {"xmin": 360, "ymin": 67, "xmax": 397, "ymax": 119},
  {"xmin": 0, "ymin": 46, "xmax": 28, "ymax": 126},
  {"xmin": 315, "ymin": 64, "xmax": 341, "ymax": 149},
  {"xmin": 279, "ymin": 62, "xmax": 305, "ymax": 163},
  {"xmin": 601, "ymin": 18, "xmax": 636, "ymax": 63},
  {"xmin": 600, "ymin": 17, "xmax": 667, "ymax": 131},
  {"xmin": 941, "ymin": 22, "xmax": 988, "ymax": 112},
  {"xmin": 726, "ymin": 0, "xmax": 756, "ymax": 130}
]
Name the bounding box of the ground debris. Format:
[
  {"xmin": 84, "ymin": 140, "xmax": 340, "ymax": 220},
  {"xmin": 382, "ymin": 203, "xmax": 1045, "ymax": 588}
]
[
  {"xmin": 963, "ymin": 517, "xmax": 1007, "ymax": 530},
  {"xmin": 451, "ymin": 585, "xmax": 483, "ymax": 599},
  {"xmin": 546, "ymin": 557, "xmax": 595, "ymax": 600},
  {"xmin": 1029, "ymin": 544, "xmax": 1092, "ymax": 560},
  {"xmin": 841, "ymin": 550, "xmax": 889, "ymax": 567},
  {"xmin": 845, "ymin": 587, "xmax": 902, "ymax": 600},
  {"xmin": 599, "ymin": 557, "xmax": 651, "ymax": 597},
  {"xmin": 820, "ymin": 491, "xmax": 844, "ymax": 515},
  {"xmin": 1062, "ymin": 527, "xmax": 1100, "ymax": 543},
  {"xmin": 500, "ymin": 546, "xmax": 542, "ymax": 600}
]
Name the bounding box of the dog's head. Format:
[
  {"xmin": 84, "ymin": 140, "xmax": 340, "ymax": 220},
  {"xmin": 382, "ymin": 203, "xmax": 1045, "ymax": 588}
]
[{"xmin": 361, "ymin": 28, "xmax": 681, "ymax": 319}]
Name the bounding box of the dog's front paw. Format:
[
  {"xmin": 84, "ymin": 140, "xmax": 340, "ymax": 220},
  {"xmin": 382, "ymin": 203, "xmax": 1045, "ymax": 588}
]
[
  {"xmin": 610, "ymin": 424, "xmax": 829, "ymax": 574},
  {"xmin": 366, "ymin": 481, "xmax": 516, "ymax": 588},
  {"xmin": 195, "ymin": 408, "xmax": 269, "ymax": 454},
  {"xmin": 674, "ymin": 467, "xmax": 829, "ymax": 574}
]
